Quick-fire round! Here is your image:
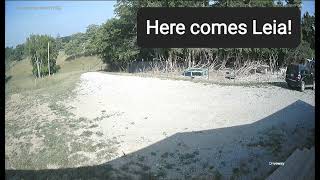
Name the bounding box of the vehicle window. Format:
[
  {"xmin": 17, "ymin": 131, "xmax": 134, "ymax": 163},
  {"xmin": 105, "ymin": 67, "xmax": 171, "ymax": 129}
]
[
  {"xmin": 286, "ymin": 65, "xmax": 299, "ymax": 74},
  {"xmin": 184, "ymin": 71, "xmax": 191, "ymax": 76},
  {"xmin": 192, "ymin": 72, "xmax": 202, "ymax": 76},
  {"xmin": 301, "ymin": 69, "xmax": 309, "ymax": 74}
]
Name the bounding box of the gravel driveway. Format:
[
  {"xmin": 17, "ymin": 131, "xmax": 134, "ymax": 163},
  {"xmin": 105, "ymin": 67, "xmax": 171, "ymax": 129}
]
[{"xmin": 6, "ymin": 72, "xmax": 315, "ymax": 179}]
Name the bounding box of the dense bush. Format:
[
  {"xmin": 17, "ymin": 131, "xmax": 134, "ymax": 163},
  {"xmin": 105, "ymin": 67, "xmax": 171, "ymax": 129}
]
[{"xmin": 25, "ymin": 34, "xmax": 60, "ymax": 77}]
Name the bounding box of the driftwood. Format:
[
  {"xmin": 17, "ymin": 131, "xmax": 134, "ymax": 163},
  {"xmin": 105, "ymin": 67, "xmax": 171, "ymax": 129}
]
[{"xmin": 128, "ymin": 54, "xmax": 267, "ymax": 80}]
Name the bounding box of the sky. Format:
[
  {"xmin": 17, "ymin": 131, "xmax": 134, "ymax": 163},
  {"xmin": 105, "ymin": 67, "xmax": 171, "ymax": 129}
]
[
  {"xmin": 5, "ymin": 1, "xmax": 116, "ymax": 47},
  {"xmin": 5, "ymin": 0, "xmax": 315, "ymax": 47},
  {"xmin": 301, "ymin": 0, "xmax": 315, "ymax": 16}
]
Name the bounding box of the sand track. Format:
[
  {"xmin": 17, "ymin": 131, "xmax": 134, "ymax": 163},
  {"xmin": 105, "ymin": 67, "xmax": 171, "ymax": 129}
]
[
  {"xmin": 6, "ymin": 72, "xmax": 315, "ymax": 179},
  {"xmin": 68, "ymin": 72, "xmax": 314, "ymax": 156}
]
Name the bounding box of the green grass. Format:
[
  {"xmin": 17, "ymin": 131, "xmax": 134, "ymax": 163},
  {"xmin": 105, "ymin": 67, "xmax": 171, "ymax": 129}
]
[
  {"xmin": 247, "ymin": 127, "xmax": 286, "ymax": 156},
  {"xmin": 161, "ymin": 152, "xmax": 169, "ymax": 158},
  {"xmin": 49, "ymin": 103, "xmax": 75, "ymax": 117},
  {"xmin": 137, "ymin": 155, "xmax": 145, "ymax": 162},
  {"xmin": 213, "ymin": 170, "xmax": 222, "ymax": 180},
  {"xmin": 178, "ymin": 151, "xmax": 200, "ymax": 165},
  {"xmin": 81, "ymin": 130, "xmax": 94, "ymax": 137},
  {"xmin": 164, "ymin": 163, "xmax": 175, "ymax": 169},
  {"xmin": 5, "ymin": 53, "xmax": 113, "ymax": 170},
  {"xmin": 230, "ymin": 163, "xmax": 250, "ymax": 180},
  {"xmin": 5, "ymin": 52, "xmax": 103, "ymax": 96}
]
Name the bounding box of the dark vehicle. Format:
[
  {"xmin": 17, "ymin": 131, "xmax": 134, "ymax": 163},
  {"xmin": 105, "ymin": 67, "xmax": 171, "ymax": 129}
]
[
  {"xmin": 285, "ymin": 64, "xmax": 315, "ymax": 92},
  {"xmin": 183, "ymin": 68, "xmax": 208, "ymax": 77}
]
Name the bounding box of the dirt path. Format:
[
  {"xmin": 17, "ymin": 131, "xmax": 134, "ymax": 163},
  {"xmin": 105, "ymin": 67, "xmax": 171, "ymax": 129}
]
[{"xmin": 6, "ymin": 72, "xmax": 315, "ymax": 179}]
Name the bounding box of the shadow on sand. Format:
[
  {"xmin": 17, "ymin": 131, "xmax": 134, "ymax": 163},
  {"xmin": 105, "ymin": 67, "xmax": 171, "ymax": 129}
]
[
  {"xmin": 6, "ymin": 100, "xmax": 315, "ymax": 180},
  {"xmin": 267, "ymin": 82, "xmax": 290, "ymax": 89},
  {"xmin": 267, "ymin": 81, "xmax": 314, "ymax": 91}
]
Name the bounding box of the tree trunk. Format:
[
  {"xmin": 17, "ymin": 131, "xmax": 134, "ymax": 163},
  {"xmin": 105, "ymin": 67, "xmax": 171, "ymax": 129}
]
[
  {"xmin": 36, "ymin": 56, "xmax": 40, "ymax": 78},
  {"xmin": 48, "ymin": 42, "xmax": 51, "ymax": 76},
  {"xmin": 40, "ymin": 57, "xmax": 43, "ymax": 78},
  {"xmin": 192, "ymin": 50, "xmax": 195, "ymax": 67},
  {"xmin": 188, "ymin": 51, "xmax": 192, "ymax": 68}
]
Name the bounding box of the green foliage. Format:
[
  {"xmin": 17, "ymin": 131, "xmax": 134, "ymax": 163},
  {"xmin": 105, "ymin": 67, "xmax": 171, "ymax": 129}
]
[
  {"xmin": 301, "ymin": 12, "xmax": 315, "ymax": 50},
  {"xmin": 96, "ymin": 18, "xmax": 139, "ymax": 70},
  {"xmin": 286, "ymin": 41, "xmax": 314, "ymax": 64},
  {"xmin": 25, "ymin": 34, "xmax": 59, "ymax": 77},
  {"xmin": 5, "ymin": 47, "xmax": 15, "ymax": 70},
  {"xmin": 212, "ymin": 0, "xmax": 274, "ymax": 7},
  {"xmin": 16, "ymin": 0, "xmax": 313, "ymax": 73},
  {"xmin": 63, "ymin": 24, "xmax": 101, "ymax": 59},
  {"xmin": 5, "ymin": 44, "xmax": 26, "ymax": 72},
  {"xmin": 64, "ymin": 32, "xmax": 86, "ymax": 58},
  {"xmin": 285, "ymin": 0, "xmax": 301, "ymax": 7},
  {"xmin": 96, "ymin": 0, "xmax": 289, "ymax": 72},
  {"xmin": 5, "ymin": 44, "xmax": 25, "ymax": 61},
  {"xmin": 84, "ymin": 24, "xmax": 100, "ymax": 56},
  {"xmin": 95, "ymin": 0, "xmax": 209, "ymax": 70},
  {"xmin": 56, "ymin": 34, "xmax": 63, "ymax": 51},
  {"xmin": 14, "ymin": 44, "xmax": 25, "ymax": 61}
]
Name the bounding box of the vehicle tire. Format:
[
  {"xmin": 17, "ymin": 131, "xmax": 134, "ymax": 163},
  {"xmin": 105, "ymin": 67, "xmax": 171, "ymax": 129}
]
[{"xmin": 300, "ymin": 81, "xmax": 305, "ymax": 92}]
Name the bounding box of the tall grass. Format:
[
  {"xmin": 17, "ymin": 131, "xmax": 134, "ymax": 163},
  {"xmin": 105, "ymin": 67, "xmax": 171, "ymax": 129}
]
[{"xmin": 5, "ymin": 52, "xmax": 104, "ymax": 95}]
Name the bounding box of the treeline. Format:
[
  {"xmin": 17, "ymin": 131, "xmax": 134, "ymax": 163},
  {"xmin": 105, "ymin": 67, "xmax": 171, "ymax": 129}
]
[
  {"xmin": 5, "ymin": 0, "xmax": 315, "ymax": 77},
  {"xmin": 61, "ymin": 24, "xmax": 100, "ymax": 59},
  {"xmin": 74, "ymin": 0, "xmax": 315, "ymax": 72},
  {"xmin": 5, "ymin": 45, "xmax": 25, "ymax": 70}
]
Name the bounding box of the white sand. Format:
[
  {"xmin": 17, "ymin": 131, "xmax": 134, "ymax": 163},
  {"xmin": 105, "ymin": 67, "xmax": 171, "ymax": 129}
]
[
  {"xmin": 67, "ymin": 72, "xmax": 314, "ymax": 156},
  {"xmin": 5, "ymin": 71, "xmax": 314, "ymax": 178}
]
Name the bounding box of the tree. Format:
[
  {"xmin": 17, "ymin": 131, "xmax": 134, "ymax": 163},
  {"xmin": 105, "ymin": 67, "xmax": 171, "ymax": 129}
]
[
  {"xmin": 212, "ymin": 0, "xmax": 274, "ymax": 7},
  {"xmin": 5, "ymin": 47, "xmax": 14, "ymax": 61},
  {"xmin": 13, "ymin": 44, "xmax": 25, "ymax": 61},
  {"xmin": 5, "ymin": 44, "xmax": 25, "ymax": 62},
  {"xmin": 84, "ymin": 24, "xmax": 100, "ymax": 56},
  {"xmin": 301, "ymin": 12, "xmax": 315, "ymax": 50},
  {"xmin": 96, "ymin": 18, "xmax": 139, "ymax": 70},
  {"xmin": 5, "ymin": 47, "xmax": 15, "ymax": 71},
  {"xmin": 56, "ymin": 33, "xmax": 63, "ymax": 51},
  {"xmin": 285, "ymin": 0, "xmax": 301, "ymax": 8},
  {"xmin": 25, "ymin": 34, "xmax": 60, "ymax": 77},
  {"xmin": 64, "ymin": 33, "xmax": 86, "ymax": 59},
  {"xmin": 285, "ymin": 41, "xmax": 313, "ymax": 65},
  {"xmin": 49, "ymin": 0, "xmax": 315, "ymax": 74},
  {"xmin": 96, "ymin": 0, "xmax": 210, "ymax": 71}
]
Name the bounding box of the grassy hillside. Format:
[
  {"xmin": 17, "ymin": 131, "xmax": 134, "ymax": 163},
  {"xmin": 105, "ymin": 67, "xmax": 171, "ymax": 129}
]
[{"xmin": 5, "ymin": 51, "xmax": 104, "ymax": 96}]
